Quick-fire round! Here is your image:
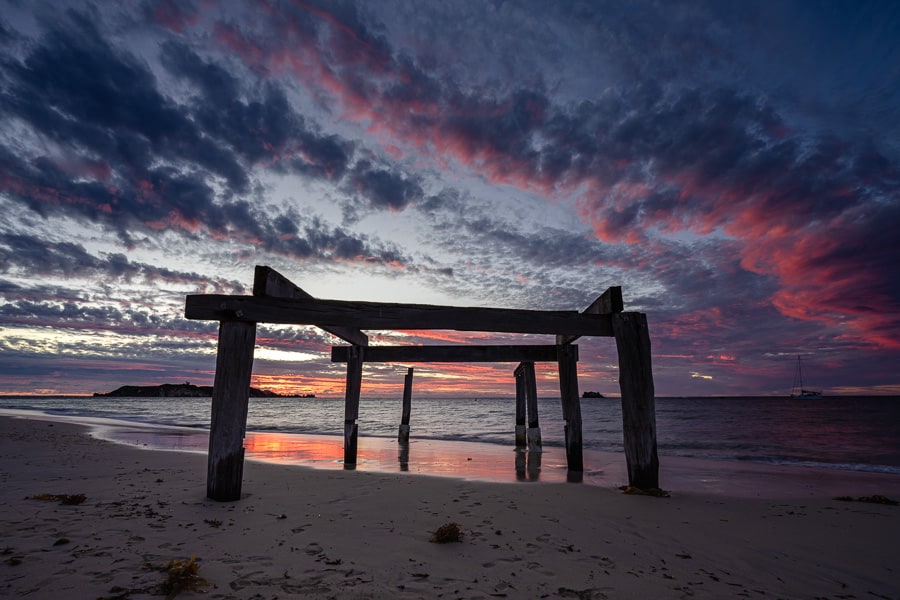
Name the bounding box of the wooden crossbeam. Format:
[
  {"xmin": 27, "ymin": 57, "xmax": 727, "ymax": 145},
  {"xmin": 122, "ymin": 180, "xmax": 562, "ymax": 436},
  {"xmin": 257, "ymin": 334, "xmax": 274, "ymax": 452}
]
[
  {"xmin": 186, "ymin": 294, "xmax": 613, "ymax": 337},
  {"xmin": 331, "ymin": 344, "xmax": 574, "ymax": 363}
]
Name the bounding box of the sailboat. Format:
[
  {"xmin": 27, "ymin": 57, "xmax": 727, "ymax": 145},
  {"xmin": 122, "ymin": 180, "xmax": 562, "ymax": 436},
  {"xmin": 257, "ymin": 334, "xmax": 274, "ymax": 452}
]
[{"xmin": 790, "ymin": 355, "xmax": 822, "ymax": 399}]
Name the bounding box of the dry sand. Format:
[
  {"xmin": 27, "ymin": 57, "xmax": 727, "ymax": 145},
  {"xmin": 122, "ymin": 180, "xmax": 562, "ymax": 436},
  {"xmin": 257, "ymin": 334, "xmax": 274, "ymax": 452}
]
[{"xmin": 1, "ymin": 415, "xmax": 898, "ymax": 599}]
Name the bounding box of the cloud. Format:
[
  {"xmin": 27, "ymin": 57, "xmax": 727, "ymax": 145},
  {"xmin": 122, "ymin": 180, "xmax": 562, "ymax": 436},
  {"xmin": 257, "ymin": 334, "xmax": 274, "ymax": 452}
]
[
  {"xmin": 1, "ymin": 1, "xmax": 898, "ymax": 395},
  {"xmin": 159, "ymin": 40, "xmax": 354, "ymax": 181},
  {"xmin": 0, "ymin": 12, "xmax": 418, "ymax": 270},
  {"xmin": 340, "ymin": 158, "xmax": 424, "ymax": 220},
  {"xmin": 146, "ymin": 0, "xmax": 201, "ymax": 34}
]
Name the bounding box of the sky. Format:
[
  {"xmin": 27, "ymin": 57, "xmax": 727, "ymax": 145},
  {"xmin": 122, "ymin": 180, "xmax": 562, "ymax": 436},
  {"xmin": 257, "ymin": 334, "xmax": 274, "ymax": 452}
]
[{"xmin": 1, "ymin": 0, "xmax": 899, "ymax": 398}]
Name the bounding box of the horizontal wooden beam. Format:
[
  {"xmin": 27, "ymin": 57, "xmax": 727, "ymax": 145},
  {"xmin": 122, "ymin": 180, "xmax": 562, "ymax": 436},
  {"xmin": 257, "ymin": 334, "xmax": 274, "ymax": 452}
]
[
  {"xmin": 253, "ymin": 266, "xmax": 368, "ymax": 346},
  {"xmin": 557, "ymin": 286, "xmax": 623, "ymax": 345},
  {"xmin": 185, "ymin": 294, "xmax": 614, "ymax": 337},
  {"xmin": 331, "ymin": 344, "xmax": 575, "ymax": 363}
]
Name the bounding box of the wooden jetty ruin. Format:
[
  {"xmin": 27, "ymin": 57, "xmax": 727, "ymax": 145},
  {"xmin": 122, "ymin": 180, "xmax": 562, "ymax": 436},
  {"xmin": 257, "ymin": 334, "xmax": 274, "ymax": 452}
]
[{"xmin": 184, "ymin": 266, "xmax": 659, "ymax": 501}]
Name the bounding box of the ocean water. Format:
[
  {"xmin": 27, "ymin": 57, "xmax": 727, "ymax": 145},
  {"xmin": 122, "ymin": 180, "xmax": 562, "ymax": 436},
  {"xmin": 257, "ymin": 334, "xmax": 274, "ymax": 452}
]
[{"xmin": 2, "ymin": 395, "xmax": 899, "ymax": 476}]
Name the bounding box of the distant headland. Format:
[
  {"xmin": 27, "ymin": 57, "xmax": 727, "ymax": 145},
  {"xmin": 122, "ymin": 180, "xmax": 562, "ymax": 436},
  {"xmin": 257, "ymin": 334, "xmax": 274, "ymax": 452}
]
[
  {"xmin": 581, "ymin": 391, "xmax": 605, "ymax": 398},
  {"xmin": 93, "ymin": 383, "xmax": 315, "ymax": 398}
]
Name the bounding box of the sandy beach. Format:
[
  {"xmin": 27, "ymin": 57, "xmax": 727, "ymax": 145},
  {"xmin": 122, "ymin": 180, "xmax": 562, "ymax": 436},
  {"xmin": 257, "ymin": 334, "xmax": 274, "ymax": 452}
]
[{"xmin": 1, "ymin": 415, "xmax": 898, "ymax": 599}]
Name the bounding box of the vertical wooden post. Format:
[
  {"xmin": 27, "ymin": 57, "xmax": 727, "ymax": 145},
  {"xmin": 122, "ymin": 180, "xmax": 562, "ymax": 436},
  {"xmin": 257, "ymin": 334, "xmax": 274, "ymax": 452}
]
[
  {"xmin": 613, "ymin": 312, "xmax": 659, "ymax": 489},
  {"xmin": 556, "ymin": 344, "xmax": 583, "ymax": 471},
  {"xmin": 399, "ymin": 367, "xmax": 413, "ymax": 443},
  {"xmin": 522, "ymin": 362, "xmax": 542, "ymax": 452},
  {"xmin": 514, "ymin": 364, "xmax": 527, "ymax": 448},
  {"xmin": 207, "ymin": 320, "xmax": 256, "ymax": 501},
  {"xmin": 515, "ymin": 362, "xmax": 541, "ymax": 451},
  {"xmin": 343, "ymin": 344, "xmax": 364, "ymax": 466}
]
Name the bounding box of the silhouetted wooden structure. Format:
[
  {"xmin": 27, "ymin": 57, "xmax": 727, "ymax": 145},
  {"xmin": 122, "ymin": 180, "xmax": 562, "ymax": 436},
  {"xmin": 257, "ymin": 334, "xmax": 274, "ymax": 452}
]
[{"xmin": 185, "ymin": 266, "xmax": 658, "ymax": 501}]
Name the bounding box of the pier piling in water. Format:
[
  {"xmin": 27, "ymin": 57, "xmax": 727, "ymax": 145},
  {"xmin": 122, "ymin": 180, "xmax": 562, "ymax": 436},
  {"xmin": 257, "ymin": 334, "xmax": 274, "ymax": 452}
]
[
  {"xmin": 515, "ymin": 365, "xmax": 528, "ymax": 448},
  {"xmin": 515, "ymin": 362, "xmax": 541, "ymax": 452},
  {"xmin": 343, "ymin": 345, "xmax": 364, "ymax": 466},
  {"xmin": 399, "ymin": 367, "xmax": 413, "ymax": 443}
]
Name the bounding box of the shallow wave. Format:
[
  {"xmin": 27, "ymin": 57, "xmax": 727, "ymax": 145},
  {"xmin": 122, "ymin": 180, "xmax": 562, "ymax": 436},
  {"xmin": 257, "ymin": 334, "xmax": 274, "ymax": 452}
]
[{"xmin": 735, "ymin": 454, "xmax": 900, "ymax": 475}]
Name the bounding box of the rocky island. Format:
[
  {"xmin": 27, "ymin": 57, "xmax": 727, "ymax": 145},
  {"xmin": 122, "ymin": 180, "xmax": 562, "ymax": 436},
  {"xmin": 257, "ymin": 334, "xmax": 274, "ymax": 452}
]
[{"xmin": 93, "ymin": 383, "xmax": 314, "ymax": 398}]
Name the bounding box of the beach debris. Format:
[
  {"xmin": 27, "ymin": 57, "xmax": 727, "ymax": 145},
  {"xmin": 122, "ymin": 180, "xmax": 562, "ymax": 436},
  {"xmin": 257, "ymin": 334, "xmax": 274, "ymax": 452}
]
[
  {"xmin": 204, "ymin": 519, "xmax": 223, "ymax": 528},
  {"xmin": 27, "ymin": 493, "xmax": 86, "ymax": 505},
  {"xmin": 618, "ymin": 485, "xmax": 670, "ymax": 498},
  {"xmin": 833, "ymin": 495, "xmax": 898, "ymax": 506},
  {"xmin": 430, "ymin": 522, "xmax": 464, "ymax": 543},
  {"xmin": 148, "ymin": 556, "xmax": 211, "ymax": 599}
]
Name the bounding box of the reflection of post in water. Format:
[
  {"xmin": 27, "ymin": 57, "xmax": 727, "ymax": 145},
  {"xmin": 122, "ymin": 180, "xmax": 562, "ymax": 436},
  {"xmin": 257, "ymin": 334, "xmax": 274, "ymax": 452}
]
[
  {"xmin": 398, "ymin": 442, "xmax": 409, "ymax": 471},
  {"xmin": 514, "ymin": 449, "xmax": 542, "ymax": 481},
  {"xmin": 527, "ymin": 448, "xmax": 541, "ymax": 480}
]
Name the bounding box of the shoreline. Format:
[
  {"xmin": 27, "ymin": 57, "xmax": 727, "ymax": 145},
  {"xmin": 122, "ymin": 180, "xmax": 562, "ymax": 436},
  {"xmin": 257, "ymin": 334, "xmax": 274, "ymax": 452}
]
[
  {"xmin": 2, "ymin": 414, "xmax": 899, "ymax": 598},
  {"xmin": 3, "ymin": 408, "xmax": 899, "ymax": 500}
]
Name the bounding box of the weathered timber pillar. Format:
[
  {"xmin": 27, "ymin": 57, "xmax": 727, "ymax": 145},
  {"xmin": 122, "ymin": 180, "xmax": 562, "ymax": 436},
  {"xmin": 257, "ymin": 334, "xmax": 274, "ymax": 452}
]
[
  {"xmin": 556, "ymin": 344, "xmax": 583, "ymax": 471},
  {"xmin": 613, "ymin": 312, "xmax": 659, "ymax": 489},
  {"xmin": 343, "ymin": 344, "xmax": 364, "ymax": 466},
  {"xmin": 525, "ymin": 366, "xmax": 542, "ymax": 452},
  {"xmin": 515, "ymin": 362, "xmax": 541, "ymax": 451},
  {"xmin": 514, "ymin": 365, "xmax": 527, "ymax": 448},
  {"xmin": 399, "ymin": 367, "xmax": 413, "ymax": 443},
  {"xmin": 207, "ymin": 320, "xmax": 256, "ymax": 501}
]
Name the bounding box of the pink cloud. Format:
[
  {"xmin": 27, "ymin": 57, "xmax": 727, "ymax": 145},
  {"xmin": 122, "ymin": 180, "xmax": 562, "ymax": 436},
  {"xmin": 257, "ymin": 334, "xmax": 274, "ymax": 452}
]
[
  {"xmin": 208, "ymin": 5, "xmax": 898, "ymax": 355},
  {"xmin": 152, "ymin": 0, "xmax": 200, "ymax": 33}
]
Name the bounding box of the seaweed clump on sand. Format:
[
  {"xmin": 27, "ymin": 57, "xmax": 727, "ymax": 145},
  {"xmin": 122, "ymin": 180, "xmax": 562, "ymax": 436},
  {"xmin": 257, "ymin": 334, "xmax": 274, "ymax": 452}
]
[
  {"xmin": 430, "ymin": 522, "xmax": 464, "ymax": 543},
  {"xmin": 27, "ymin": 493, "xmax": 87, "ymax": 505},
  {"xmin": 148, "ymin": 556, "xmax": 210, "ymax": 599}
]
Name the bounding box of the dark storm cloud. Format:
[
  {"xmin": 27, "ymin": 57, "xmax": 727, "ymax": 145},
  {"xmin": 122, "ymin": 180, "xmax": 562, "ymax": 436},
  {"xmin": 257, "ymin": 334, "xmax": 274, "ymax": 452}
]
[
  {"xmin": 0, "ymin": 10, "xmax": 240, "ymax": 238},
  {"xmin": 300, "ymin": 214, "xmax": 407, "ymax": 264},
  {"xmin": 341, "ymin": 159, "xmax": 423, "ymax": 219},
  {"xmin": 0, "ymin": 277, "xmax": 218, "ymax": 338},
  {"xmin": 3, "ymin": 9, "xmax": 248, "ymax": 190},
  {"xmin": 0, "ymin": 8, "xmax": 409, "ymax": 268},
  {"xmin": 0, "ymin": 299, "xmax": 124, "ymax": 324},
  {"xmin": 0, "ymin": 231, "xmax": 231, "ymax": 293},
  {"xmin": 160, "ymin": 41, "xmax": 353, "ymax": 180}
]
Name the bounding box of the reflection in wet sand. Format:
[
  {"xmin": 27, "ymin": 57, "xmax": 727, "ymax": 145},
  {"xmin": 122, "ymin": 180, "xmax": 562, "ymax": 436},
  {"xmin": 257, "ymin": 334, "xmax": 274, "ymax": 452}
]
[
  {"xmin": 514, "ymin": 449, "xmax": 543, "ymax": 481},
  {"xmin": 87, "ymin": 418, "xmax": 612, "ymax": 485}
]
